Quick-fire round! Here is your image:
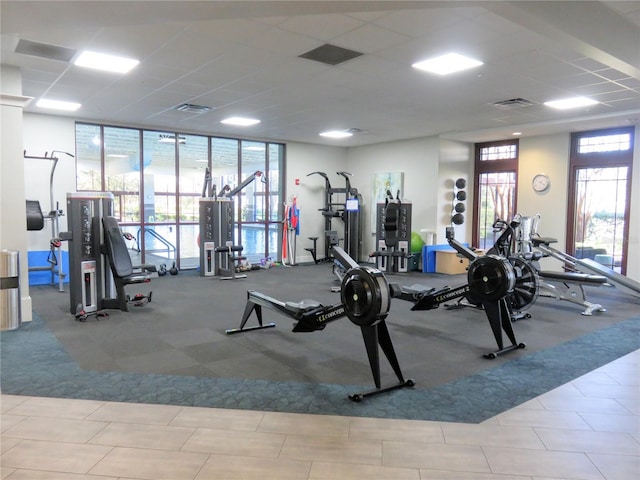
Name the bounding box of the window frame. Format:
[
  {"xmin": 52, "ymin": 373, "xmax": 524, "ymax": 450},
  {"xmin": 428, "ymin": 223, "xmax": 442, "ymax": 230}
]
[
  {"xmin": 566, "ymin": 127, "xmax": 634, "ymax": 274},
  {"xmin": 472, "ymin": 139, "xmax": 519, "ymax": 248}
]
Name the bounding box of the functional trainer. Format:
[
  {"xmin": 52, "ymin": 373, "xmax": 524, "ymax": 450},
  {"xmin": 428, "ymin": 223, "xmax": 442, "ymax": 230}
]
[
  {"xmin": 305, "ymin": 171, "xmax": 363, "ymax": 263},
  {"xmin": 62, "ymin": 193, "xmax": 152, "ymax": 321},
  {"xmin": 199, "ymin": 169, "xmax": 265, "ymax": 277}
]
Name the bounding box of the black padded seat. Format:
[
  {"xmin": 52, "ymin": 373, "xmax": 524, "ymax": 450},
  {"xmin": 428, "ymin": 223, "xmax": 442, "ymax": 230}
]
[
  {"xmin": 102, "ymin": 216, "xmax": 150, "ymax": 311},
  {"xmin": 285, "ymin": 299, "xmax": 322, "ymax": 314},
  {"xmin": 531, "ymin": 236, "xmax": 558, "ymax": 247},
  {"xmin": 26, "ymin": 200, "xmax": 44, "ymax": 231}
]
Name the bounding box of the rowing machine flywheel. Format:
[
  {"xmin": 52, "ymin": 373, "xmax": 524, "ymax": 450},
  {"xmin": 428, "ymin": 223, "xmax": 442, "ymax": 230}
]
[
  {"xmin": 509, "ymin": 256, "xmax": 539, "ymax": 311},
  {"xmin": 467, "ymin": 255, "xmax": 516, "ymax": 302},
  {"xmin": 341, "ymin": 266, "xmax": 391, "ymax": 327}
]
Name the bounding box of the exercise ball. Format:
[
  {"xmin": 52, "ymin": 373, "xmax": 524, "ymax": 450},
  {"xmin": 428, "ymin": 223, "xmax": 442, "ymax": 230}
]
[{"xmin": 410, "ymin": 231, "xmax": 425, "ymax": 253}]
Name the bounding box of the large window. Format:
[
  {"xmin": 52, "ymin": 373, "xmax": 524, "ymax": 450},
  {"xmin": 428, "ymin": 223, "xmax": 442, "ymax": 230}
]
[
  {"xmin": 567, "ymin": 128, "xmax": 634, "ymax": 274},
  {"xmin": 75, "ymin": 123, "xmax": 285, "ymax": 268},
  {"xmin": 473, "ymin": 140, "xmax": 518, "ymax": 249},
  {"xmin": 104, "ymin": 127, "xmax": 141, "ymax": 223}
]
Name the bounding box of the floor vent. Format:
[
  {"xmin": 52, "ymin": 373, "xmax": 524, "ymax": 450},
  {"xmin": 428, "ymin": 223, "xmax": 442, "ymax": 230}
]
[{"xmin": 299, "ymin": 44, "xmax": 363, "ymax": 66}]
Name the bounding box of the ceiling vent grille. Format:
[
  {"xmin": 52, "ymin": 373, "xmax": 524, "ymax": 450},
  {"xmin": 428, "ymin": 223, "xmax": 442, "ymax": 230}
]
[
  {"xmin": 15, "ymin": 38, "xmax": 76, "ymax": 62},
  {"xmin": 173, "ymin": 103, "xmax": 212, "ymax": 113},
  {"xmin": 493, "ymin": 98, "xmax": 536, "ymax": 109},
  {"xmin": 299, "ymin": 44, "xmax": 363, "ymax": 66}
]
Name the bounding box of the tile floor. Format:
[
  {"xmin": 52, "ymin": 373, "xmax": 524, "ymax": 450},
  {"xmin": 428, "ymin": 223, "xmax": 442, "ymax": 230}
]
[{"xmin": 1, "ymin": 349, "xmax": 638, "ymax": 480}]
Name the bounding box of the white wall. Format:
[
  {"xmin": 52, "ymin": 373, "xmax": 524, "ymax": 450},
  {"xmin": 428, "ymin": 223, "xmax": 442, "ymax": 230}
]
[
  {"xmin": 517, "ymin": 133, "xmax": 571, "ymax": 271},
  {"xmin": 436, "ymin": 138, "xmax": 474, "ymax": 245},
  {"xmin": 285, "ymin": 142, "xmax": 347, "ymax": 263},
  {"xmin": 23, "ymin": 113, "xmax": 77, "ymax": 251},
  {"xmin": 346, "ymin": 137, "xmax": 440, "ymax": 257}
]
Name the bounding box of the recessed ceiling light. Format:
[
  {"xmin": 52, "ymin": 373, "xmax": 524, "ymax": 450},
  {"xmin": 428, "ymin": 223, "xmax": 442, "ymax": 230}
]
[
  {"xmin": 36, "ymin": 98, "xmax": 81, "ymax": 111},
  {"xmin": 74, "ymin": 50, "xmax": 139, "ymax": 74},
  {"xmin": 412, "ymin": 53, "xmax": 483, "ymax": 75},
  {"xmin": 221, "ymin": 117, "xmax": 261, "ymax": 126},
  {"xmin": 319, "ymin": 130, "xmax": 353, "ymax": 139},
  {"xmin": 544, "ymin": 96, "xmax": 598, "ymax": 110},
  {"xmin": 512, "ymin": 132, "xmax": 522, "ymax": 136}
]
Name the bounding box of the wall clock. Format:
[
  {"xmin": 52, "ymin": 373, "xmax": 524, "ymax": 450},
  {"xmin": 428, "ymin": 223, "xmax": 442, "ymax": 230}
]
[{"xmin": 532, "ymin": 173, "xmax": 550, "ymax": 192}]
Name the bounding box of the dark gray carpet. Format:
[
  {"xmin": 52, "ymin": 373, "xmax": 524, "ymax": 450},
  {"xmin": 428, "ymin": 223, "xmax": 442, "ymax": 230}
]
[{"xmin": 2, "ymin": 263, "xmax": 639, "ymax": 422}]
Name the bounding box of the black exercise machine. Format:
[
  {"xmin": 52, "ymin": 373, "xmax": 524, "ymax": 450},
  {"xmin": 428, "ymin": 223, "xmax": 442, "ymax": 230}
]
[
  {"xmin": 393, "ymin": 230, "xmax": 527, "ymax": 359},
  {"xmin": 370, "ymin": 190, "xmax": 413, "ymax": 273},
  {"xmin": 216, "ymin": 245, "xmax": 247, "ymax": 280},
  {"xmin": 100, "ymin": 216, "xmax": 152, "ymax": 313},
  {"xmin": 305, "ymin": 171, "xmax": 363, "ymax": 263},
  {"xmin": 226, "ymin": 245, "xmax": 414, "ymax": 402},
  {"xmin": 440, "ymin": 222, "xmax": 539, "ymax": 322},
  {"xmin": 199, "ymin": 169, "xmax": 265, "ymax": 277}
]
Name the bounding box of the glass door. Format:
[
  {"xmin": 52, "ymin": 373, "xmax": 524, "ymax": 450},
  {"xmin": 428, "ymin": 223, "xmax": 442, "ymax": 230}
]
[
  {"xmin": 567, "ymin": 128, "xmax": 633, "ymax": 275},
  {"xmin": 571, "ymin": 166, "xmax": 629, "ymax": 273}
]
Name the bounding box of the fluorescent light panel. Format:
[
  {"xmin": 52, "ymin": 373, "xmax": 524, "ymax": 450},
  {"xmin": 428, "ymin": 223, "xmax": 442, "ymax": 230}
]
[
  {"xmin": 221, "ymin": 117, "xmax": 261, "ymax": 126},
  {"xmin": 412, "ymin": 52, "xmax": 483, "ymax": 75},
  {"xmin": 74, "ymin": 50, "xmax": 139, "ymax": 74},
  {"xmin": 36, "ymin": 98, "xmax": 81, "ymax": 111},
  {"xmin": 319, "ymin": 130, "xmax": 353, "ymax": 139},
  {"xmin": 544, "ymin": 96, "xmax": 598, "ymax": 110}
]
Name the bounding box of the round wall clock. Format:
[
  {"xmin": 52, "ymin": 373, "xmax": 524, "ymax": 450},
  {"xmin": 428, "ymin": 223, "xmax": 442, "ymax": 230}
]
[{"xmin": 532, "ymin": 173, "xmax": 550, "ymax": 192}]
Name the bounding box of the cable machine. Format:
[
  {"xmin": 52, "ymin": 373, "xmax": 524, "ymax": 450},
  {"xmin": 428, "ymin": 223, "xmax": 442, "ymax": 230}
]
[
  {"xmin": 199, "ymin": 169, "xmax": 266, "ymax": 277},
  {"xmin": 62, "ymin": 192, "xmax": 114, "ymax": 315},
  {"xmin": 24, "ymin": 150, "xmax": 73, "ymax": 292}
]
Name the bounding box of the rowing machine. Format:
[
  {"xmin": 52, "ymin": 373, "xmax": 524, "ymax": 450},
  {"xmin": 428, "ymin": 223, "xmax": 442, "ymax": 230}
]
[{"xmin": 226, "ymin": 246, "xmax": 414, "ymax": 401}]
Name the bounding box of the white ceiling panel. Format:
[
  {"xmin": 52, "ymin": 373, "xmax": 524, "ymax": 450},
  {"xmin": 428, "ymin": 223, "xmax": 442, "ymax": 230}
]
[{"xmin": 1, "ymin": 0, "xmax": 637, "ymax": 146}]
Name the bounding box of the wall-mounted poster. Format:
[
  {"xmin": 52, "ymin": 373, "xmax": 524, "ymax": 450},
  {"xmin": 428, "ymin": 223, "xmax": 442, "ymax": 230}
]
[{"xmin": 371, "ymin": 172, "xmax": 403, "ymax": 233}]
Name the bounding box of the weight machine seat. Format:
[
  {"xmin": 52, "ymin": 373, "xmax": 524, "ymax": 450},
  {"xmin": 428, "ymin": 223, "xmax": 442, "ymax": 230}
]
[
  {"xmin": 539, "ymin": 270, "xmax": 607, "ymax": 285},
  {"xmin": 215, "ymin": 245, "xmax": 244, "ymax": 253},
  {"xmin": 215, "ymin": 245, "xmax": 246, "ymax": 261},
  {"xmin": 519, "ymin": 252, "xmax": 544, "ymax": 261},
  {"xmin": 285, "ymin": 299, "xmax": 322, "ymax": 314},
  {"xmin": 102, "ymin": 217, "xmax": 151, "ymax": 310},
  {"xmin": 531, "ymin": 236, "xmax": 558, "ymax": 247}
]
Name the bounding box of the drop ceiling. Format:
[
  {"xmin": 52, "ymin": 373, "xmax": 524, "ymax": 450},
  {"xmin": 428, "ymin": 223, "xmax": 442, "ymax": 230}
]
[{"xmin": 1, "ymin": 1, "xmax": 638, "ymax": 146}]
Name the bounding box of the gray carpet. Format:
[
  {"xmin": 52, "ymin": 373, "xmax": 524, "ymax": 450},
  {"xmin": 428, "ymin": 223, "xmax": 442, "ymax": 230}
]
[{"xmin": 2, "ymin": 263, "xmax": 639, "ymax": 422}]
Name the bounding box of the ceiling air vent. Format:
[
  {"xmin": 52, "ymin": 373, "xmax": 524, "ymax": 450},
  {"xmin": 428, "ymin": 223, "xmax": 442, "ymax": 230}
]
[
  {"xmin": 493, "ymin": 98, "xmax": 536, "ymax": 109},
  {"xmin": 299, "ymin": 44, "xmax": 363, "ymax": 66},
  {"xmin": 173, "ymin": 103, "xmax": 212, "ymax": 113},
  {"xmin": 15, "ymin": 38, "xmax": 77, "ymax": 62}
]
